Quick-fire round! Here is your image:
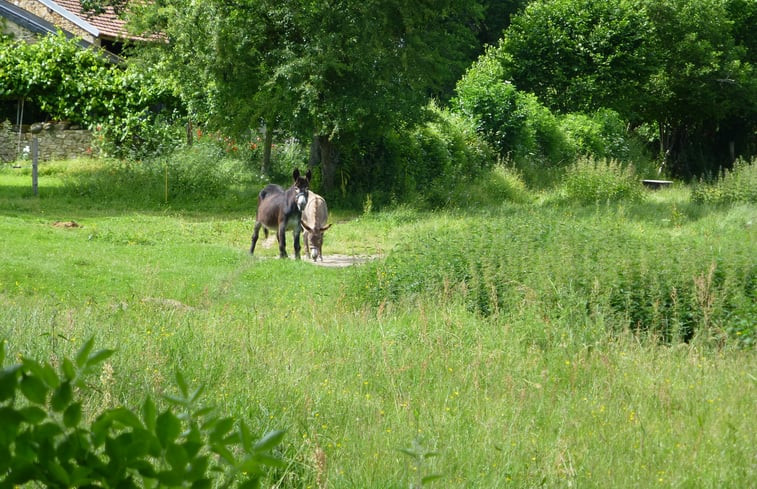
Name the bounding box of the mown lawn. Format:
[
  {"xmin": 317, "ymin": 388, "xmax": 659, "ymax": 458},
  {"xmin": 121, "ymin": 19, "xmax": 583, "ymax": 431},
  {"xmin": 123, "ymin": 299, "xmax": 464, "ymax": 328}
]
[{"xmin": 1, "ymin": 162, "xmax": 755, "ymax": 488}]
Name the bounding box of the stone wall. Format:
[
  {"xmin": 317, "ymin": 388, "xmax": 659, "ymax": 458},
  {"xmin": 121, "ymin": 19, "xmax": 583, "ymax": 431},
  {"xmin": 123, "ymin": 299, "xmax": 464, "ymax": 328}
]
[
  {"xmin": 0, "ymin": 120, "xmax": 95, "ymax": 162},
  {"xmin": 2, "ymin": 16, "xmax": 38, "ymax": 43}
]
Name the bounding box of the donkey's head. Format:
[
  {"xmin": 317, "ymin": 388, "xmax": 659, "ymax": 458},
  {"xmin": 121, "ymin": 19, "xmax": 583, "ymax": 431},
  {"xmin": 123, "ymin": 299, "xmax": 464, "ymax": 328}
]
[
  {"xmin": 292, "ymin": 168, "xmax": 312, "ymax": 211},
  {"xmin": 301, "ymin": 222, "xmax": 332, "ymax": 261}
]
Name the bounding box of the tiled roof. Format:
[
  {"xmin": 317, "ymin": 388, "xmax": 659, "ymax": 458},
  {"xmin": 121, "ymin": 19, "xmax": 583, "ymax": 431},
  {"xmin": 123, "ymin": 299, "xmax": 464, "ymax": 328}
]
[{"xmin": 52, "ymin": 0, "xmax": 134, "ymax": 40}]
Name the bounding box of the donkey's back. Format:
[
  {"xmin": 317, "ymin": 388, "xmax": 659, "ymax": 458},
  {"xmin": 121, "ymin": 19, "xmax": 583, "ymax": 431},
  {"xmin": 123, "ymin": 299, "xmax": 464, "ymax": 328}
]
[
  {"xmin": 301, "ymin": 192, "xmax": 331, "ymax": 261},
  {"xmin": 255, "ymin": 184, "xmax": 289, "ymax": 231}
]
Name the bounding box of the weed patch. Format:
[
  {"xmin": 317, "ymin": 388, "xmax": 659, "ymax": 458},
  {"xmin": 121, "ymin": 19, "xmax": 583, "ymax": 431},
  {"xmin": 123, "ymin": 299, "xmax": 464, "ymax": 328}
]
[{"xmin": 358, "ymin": 206, "xmax": 755, "ymax": 345}]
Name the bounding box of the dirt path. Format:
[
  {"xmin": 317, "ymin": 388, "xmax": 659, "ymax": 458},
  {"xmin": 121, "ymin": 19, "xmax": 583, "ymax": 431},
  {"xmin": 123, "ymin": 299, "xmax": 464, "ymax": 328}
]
[
  {"xmin": 307, "ymin": 254, "xmax": 377, "ymax": 268},
  {"xmin": 261, "ymin": 235, "xmax": 377, "ymax": 267}
]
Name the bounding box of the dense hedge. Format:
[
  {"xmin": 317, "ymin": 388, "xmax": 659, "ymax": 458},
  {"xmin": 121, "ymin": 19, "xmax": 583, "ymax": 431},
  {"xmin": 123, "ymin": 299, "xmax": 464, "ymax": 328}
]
[{"xmin": 0, "ymin": 33, "xmax": 184, "ymax": 159}]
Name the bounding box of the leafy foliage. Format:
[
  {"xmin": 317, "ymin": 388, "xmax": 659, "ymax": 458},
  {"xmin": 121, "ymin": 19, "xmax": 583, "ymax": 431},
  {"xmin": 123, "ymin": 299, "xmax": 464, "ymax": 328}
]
[
  {"xmin": 501, "ymin": 0, "xmax": 657, "ymax": 117},
  {"xmin": 0, "ymin": 338, "xmax": 285, "ymax": 488},
  {"xmin": 0, "ymin": 32, "xmax": 184, "ymax": 159},
  {"xmin": 496, "ymin": 0, "xmax": 757, "ymax": 176},
  {"xmin": 340, "ymin": 103, "xmax": 495, "ymax": 208},
  {"xmin": 445, "ymin": 164, "xmax": 531, "ymax": 208},
  {"xmin": 453, "ymin": 51, "xmax": 646, "ymax": 178}
]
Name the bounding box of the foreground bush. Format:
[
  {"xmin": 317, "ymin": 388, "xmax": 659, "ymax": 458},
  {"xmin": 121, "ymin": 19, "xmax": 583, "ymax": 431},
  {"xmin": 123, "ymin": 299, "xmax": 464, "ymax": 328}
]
[
  {"xmin": 692, "ymin": 158, "xmax": 757, "ymax": 205},
  {"xmin": 0, "ymin": 338, "xmax": 284, "ymax": 488}
]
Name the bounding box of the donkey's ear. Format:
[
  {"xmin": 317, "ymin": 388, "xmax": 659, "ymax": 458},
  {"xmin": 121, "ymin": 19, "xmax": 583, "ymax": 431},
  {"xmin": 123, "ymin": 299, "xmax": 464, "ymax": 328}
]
[
  {"xmin": 321, "ymin": 223, "xmax": 332, "ymax": 232},
  {"xmin": 306, "ymin": 169, "xmax": 312, "ymax": 182},
  {"xmin": 301, "ymin": 222, "xmax": 313, "ymax": 232},
  {"xmin": 292, "ymin": 168, "xmax": 300, "ymax": 181}
]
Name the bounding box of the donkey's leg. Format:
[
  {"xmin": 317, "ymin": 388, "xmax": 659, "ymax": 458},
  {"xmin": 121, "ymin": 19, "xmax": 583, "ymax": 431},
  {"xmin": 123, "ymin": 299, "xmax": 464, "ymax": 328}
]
[
  {"xmin": 250, "ymin": 222, "xmax": 262, "ymax": 255},
  {"xmin": 293, "ymin": 224, "xmax": 302, "ymax": 260},
  {"xmin": 277, "ymin": 222, "xmax": 288, "ymax": 258},
  {"xmin": 303, "ymin": 229, "xmax": 311, "ymax": 258}
]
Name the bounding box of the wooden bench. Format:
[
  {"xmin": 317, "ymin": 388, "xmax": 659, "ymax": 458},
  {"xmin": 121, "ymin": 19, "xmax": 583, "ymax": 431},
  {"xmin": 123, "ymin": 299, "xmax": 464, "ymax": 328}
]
[{"xmin": 642, "ymin": 179, "xmax": 673, "ymax": 190}]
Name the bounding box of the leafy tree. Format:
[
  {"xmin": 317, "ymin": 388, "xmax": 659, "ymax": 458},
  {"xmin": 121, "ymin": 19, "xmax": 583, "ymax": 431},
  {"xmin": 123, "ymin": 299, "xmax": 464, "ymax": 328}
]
[
  {"xmin": 114, "ymin": 0, "xmax": 485, "ymax": 191},
  {"xmin": 643, "ymin": 0, "xmax": 756, "ymax": 176},
  {"xmin": 501, "ymin": 0, "xmax": 657, "ymax": 120}
]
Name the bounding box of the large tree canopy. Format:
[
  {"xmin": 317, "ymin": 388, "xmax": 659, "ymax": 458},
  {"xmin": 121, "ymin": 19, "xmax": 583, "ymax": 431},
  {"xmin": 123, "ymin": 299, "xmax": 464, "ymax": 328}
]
[
  {"xmin": 119, "ymin": 0, "xmax": 485, "ymax": 190},
  {"xmin": 497, "ymin": 0, "xmax": 757, "ymax": 176}
]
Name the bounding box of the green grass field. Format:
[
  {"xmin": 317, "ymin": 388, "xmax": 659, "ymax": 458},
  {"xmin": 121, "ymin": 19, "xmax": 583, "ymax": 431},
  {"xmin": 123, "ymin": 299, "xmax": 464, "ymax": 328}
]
[{"xmin": 1, "ymin": 160, "xmax": 755, "ymax": 488}]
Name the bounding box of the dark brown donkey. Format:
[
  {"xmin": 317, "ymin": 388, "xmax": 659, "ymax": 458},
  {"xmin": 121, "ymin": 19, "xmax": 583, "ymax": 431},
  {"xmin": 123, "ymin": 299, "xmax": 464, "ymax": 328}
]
[{"xmin": 250, "ymin": 168, "xmax": 312, "ymax": 259}]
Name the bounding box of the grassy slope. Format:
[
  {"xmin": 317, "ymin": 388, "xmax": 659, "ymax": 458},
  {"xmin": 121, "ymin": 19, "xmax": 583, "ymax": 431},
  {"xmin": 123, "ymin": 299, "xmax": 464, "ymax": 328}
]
[{"xmin": 1, "ymin": 164, "xmax": 755, "ymax": 488}]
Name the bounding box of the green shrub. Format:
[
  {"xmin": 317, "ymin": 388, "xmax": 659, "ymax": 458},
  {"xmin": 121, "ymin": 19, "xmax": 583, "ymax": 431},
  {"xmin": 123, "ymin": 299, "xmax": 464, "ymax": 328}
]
[
  {"xmin": 453, "ymin": 50, "xmax": 653, "ymax": 187},
  {"xmin": 692, "ymin": 158, "xmax": 757, "ymax": 205},
  {"xmin": 454, "ymin": 53, "xmax": 567, "ymax": 166},
  {"xmin": 563, "ymin": 157, "xmax": 644, "ymax": 203},
  {"xmin": 158, "ymin": 143, "xmax": 253, "ymax": 198},
  {"xmin": 343, "ymin": 103, "xmax": 494, "ymax": 208},
  {"xmin": 93, "ymin": 111, "xmax": 186, "ymax": 161},
  {"xmin": 0, "ymin": 338, "xmax": 284, "ymax": 488},
  {"xmin": 446, "ymin": 164, "xmax": 531, "ymax": 208},
  {"xmin": 559, "ymin": 109, "xmax": 639, "ymax": 161}
]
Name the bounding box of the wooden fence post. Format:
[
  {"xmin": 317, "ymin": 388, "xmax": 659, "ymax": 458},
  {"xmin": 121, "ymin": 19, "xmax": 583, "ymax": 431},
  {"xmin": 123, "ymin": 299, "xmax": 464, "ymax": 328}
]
[{"xmin": 32, "ymin": 136, "xmax": 38, "ymax": 196}]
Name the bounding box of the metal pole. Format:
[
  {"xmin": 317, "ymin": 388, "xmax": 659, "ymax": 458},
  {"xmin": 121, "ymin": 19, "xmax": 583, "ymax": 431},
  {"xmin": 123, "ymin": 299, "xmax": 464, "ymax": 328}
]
[{"xmin": 32, "ymin": 136, "xmax": 38, "ymax": 196}]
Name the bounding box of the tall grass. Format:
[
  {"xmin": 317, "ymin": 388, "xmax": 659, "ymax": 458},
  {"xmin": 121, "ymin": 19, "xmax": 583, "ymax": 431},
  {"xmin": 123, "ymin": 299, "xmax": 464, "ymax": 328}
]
[
  {"xmin": 358, "ymin": 200, "xmax": 755, "ymax": 346},
  {"xmin": 562, "ymin": 157, "xmax": 645, "ymax": 203},
  {"xmin": 1, "ymin": 159, "xmax": 755, "ymax": 487},
  {"xmin": 692, "ymin": 157, "xmax": 757, "ymax": 205}
]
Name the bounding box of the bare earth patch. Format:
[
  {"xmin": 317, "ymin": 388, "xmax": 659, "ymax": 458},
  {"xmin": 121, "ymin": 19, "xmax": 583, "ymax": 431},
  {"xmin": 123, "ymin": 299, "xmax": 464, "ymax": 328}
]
[{"xmin": 52, "ymin": 221, "xmax": 80, "ymax": 228}]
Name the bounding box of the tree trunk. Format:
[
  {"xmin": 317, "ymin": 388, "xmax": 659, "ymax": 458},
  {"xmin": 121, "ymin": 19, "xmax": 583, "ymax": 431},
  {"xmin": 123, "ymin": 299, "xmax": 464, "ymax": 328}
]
[
  {"xmin": 262, "ymin": 123, "xmax": 273, "ymax": 176},
  {"xmin": 658, "ymin": 120, "xmax": 672, "ymax": 175},
  {"xmin": 311, "ymin": 135, "xmax": 337, "ymax": 193},
  {"xmin": 186, "ymin": 120, "xmax": 193, "ymax": 146}
]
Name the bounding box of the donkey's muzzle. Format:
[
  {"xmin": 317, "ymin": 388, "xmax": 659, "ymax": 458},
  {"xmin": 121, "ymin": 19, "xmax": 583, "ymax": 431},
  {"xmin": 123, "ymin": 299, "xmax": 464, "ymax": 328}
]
[{"xmin": 296, "ymin": 192, "xmax": 308, "ymax": 211}]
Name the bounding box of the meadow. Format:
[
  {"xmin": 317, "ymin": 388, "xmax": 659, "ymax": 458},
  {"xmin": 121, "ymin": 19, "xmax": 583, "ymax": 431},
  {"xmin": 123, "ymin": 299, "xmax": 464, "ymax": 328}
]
[{"xmin": 1, "ymin": 158, "xmax": 755, "ymax": 488}]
